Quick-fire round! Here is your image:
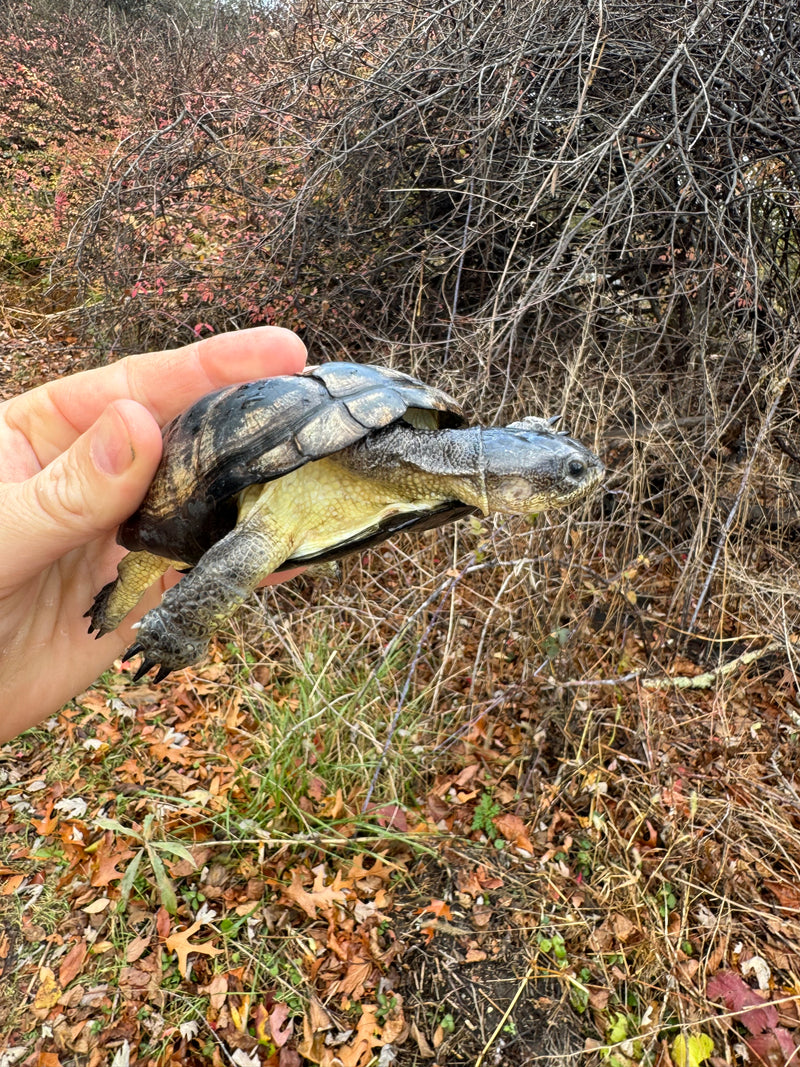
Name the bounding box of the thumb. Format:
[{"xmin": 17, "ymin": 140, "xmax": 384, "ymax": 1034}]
[{"xmin": 0, "ymin": 399, "xmax": 163, "ymax": 585}]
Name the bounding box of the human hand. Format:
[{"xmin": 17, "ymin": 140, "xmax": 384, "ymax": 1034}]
[{"xmin": 0, "ymin": 326, "xmax": 306, "ymax": 742}]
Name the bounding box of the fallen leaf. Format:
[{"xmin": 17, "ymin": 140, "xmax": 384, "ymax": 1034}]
[
  {"xmin": 269, "ymin": 1002, "xmax": 294, "ymax": 1047},
  {"xmin": 337, "ymin": 1004, "xmax": 380, "ymax": 1067},
  {"xmin": 91, "ymin": 846, "xmax": 137, "ymax": 887},
  {"xmin": 165, "ymin": 921, "xmax": 223, "ymax": 978},
  {"xmin": 764, "ymin": 880, "xmax": 800, "ymax": 909},
  {"xmin": 33, "ymin": 966, "xmax": 61, "ymax": 1013},
  {"xmin": 58, "ymin": 940, "xmax": 87, "ymax": 986},
  {"xmin": 745, "ymin": 1029, "xmax": 798, "ymax": 1063},
  {"xmin": 671, "ymin": 1032, "xmax": 714, "ymax": 1067},
  {"xmin": 31, "ymin": 802, "xmax": 57, "ymax": 835},
  {"xmin": 493, "ymin": 813, "xmax": 534, "ymax": 852},
  {"xmin": 125, "ymin": 933, "xmax": 151, "ymax": 963},
  {"xmin": 707, "ymin": 971, "xmax": 777, "ymax": 1035},
  {"xmin": 82, "ymin": 897, "xmax": 110, "ymax": 914},
  {"xmin": 202, "ymin": 972, "xmax": 228, "ymax": 1012},
  {"xmin": 610, "ymin": 913, "xmax": 637, "ymax": 944},
  {"xmin": 283, "ymin": 866, "xmax": 348, "ymax": 919}
]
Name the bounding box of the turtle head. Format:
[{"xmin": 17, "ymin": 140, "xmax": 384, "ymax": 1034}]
[{"xmin": 477, "ymin": 417, "xmax": 604, "ymax": 514}]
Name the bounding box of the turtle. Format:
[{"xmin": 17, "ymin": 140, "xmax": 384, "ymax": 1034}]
[{"xmin": 88, "ymin": 361, "xmax": 604, "ymax": 681}]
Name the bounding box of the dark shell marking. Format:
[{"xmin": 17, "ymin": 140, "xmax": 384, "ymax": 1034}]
[{"xmin": 118, "ymin": 363, "xmax": 466, "ymax": 566}]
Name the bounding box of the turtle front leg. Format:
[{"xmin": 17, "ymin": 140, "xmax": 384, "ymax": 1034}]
[{"xmin": 124, "ymin": 522, "xmax": 289, "ymax": 682}]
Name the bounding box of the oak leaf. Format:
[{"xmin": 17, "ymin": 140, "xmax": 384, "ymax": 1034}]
[
  {"xmin": 284, "ymin": 866, "xmax": 348, "ymax": 919},
  {"xmin": 165, "ymin": 921, "xmax": 223, "ymax": 978}
]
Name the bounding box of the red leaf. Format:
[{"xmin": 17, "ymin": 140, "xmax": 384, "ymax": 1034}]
[{"xmin": 707, "ymin": 971, "xmax": 777, "ymax": 1035}]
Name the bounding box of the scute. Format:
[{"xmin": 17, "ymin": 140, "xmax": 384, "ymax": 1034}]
[{"xmin": 117, "ymin": 361, "xmax": 466, "ymax": 566}]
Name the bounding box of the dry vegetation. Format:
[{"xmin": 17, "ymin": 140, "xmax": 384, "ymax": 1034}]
[{"xmin": 1, "ymin": 1, "xmax": 799, "ymax": 1065}]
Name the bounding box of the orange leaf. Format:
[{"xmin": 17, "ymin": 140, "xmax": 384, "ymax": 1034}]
[
  {"xmin": 165, "ymin": 921, "xmax": 223, "ymax": 978},
  {"xmin": 337, "ymin": 1004, "xmax": 380, "ymax": 1067},
  {"xmin": 31, "ymin": 802, "xmax": 57, "ymax": 835},
  {"xmin": 492, "ymin": 813, "xmax": 534, "ymax": 852},
  {"xmin": 91, "ymin": 846, "xmax": 137, "ymax": 887},
  {"xmin": 1, "ymin": 874, "xmax": 25, "ymax": 895},
  {"xmin": 417, "ymin": 899, "xmax": 452, "ymax": 921},
  {"xmin": 58, "ymin": 940, "xmax": 87, "ymax": 986}
]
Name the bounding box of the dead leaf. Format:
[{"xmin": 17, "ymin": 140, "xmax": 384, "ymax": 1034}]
[
  {"xmin": 33, "ymin": 965, "xmax": 61, "ymax": 1013},
  {"xmin": 410, "ymin": 1021, "xmax": 436, "ymax": 1058},
  {"xmin": 31, "ymin": 802, "xmax": 57, "ymax": 835},
  {"xmin": 764, "ymin": 880, "xmax": 800, "ymax": 910},
  {"xmin": 82, "ymin": 897, "xmax": 110, "ymax": 914},
  {"xmin": 588, "ymin": 986, "xmax": 611, "ymax": 1010},
  {"xmin": 493, "ymin": 813, "xmax": 534, "ymax": 853},
  {"xmin": 283, "ymin": 866, "xmax": 348, "ymax": 919},
  {"xmin": 125, "ymin": 933, "xmax": 151, "ymax": 963},
  {"xmin": 156, "ymin": 906, "xmax": 171, "ymax": 938},
  {"xmin": 337, "ymin": 1004, "xmax": 380, "ymax": 1067},
  {"xmin": 58, "ymin": 940, "xmax": 87, "ymax": 986},
  {"xmin": 202, "ymin": 972, "xmax": 228, "ymax": 1012},
  {"xmin": 745, "ymin": 1029, "xmax": 798, "ymax": 1063},
  {"xmin": 91, "ymin": 846, "xmax": 136, "ymax": 887},
  {"xmin": 337, "ymin": 960, "xmax": 372, "ymax": 998},
  {"xmin": 610, "ymin": 913, "xmax": 638, "ymax": 944},
  {"xmin": 165, "ymin": 921, "xmax": 223, "ymax": 978},
  {"xmin": 269, "ymin": 1001, "xmax": 294, "ymax": 1047}
]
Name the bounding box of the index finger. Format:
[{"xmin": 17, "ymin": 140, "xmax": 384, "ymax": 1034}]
[{"xmin": 4, "ymin": 327, "xmax": 307, "ymax": 464}]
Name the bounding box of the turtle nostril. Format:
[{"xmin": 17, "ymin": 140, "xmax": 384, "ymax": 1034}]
[{"xmin": 568, "ymin": 459, "xmax": 586, "ymax": 478}]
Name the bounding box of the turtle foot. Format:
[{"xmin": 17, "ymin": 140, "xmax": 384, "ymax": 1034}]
[
  {"xmin": 123, "ymin": 607, "xmax": 209, "ymax": 683},
  {"xmin": 86, "ymin": 579, "xmax": 120, "ymax": 638}
]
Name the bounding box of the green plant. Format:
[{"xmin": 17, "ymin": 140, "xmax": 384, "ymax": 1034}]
[
  {"xmin": 471, "ymin": 793, "xmax": 501, "ymax": 838},
  {"xmin": 94, "ymin": 813, "xmax": 195, "ymax": 914}
]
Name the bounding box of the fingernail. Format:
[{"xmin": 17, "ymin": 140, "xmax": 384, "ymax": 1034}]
[{"xmin": 92, "ymin": 406, "xmax": 135, "ymax": 476}]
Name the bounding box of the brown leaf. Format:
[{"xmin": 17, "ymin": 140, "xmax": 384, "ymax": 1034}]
[
  {"xmin": 493, "ymin": 813, "xmax": 534, "ymax": 853},
  {"xmin": 588, "ymin": 986, "xmax": 611, "ymax": 1011},
  {"xmin": 58, "ymin": 940, "xmax": 87, "ymax": 987},
  {"xmin": 410, "ymin": 1021, "xmax": 436, "ymax": 1058},
  {"xmin": 156, "ymin": 906, "xmax": 171, "ymax": 938},
  {"xmin": 283, "ymin": 866, "xmax": 348, "ymax": 919},
  {"xmin": 202, "ymin": 972, "xmax": 228, "ymax": 1012},
  {"xmin": 610, "ymin": 913, "xmax": 637, "ymax": 944},
  {"xmin": 125, "ymin": 933, "xmax": 151, "ymax": 963},
  {"xmin": 337, "ymin": 1004, "xmax": 380, "ymax": 1067},
  {"xmin": 764, "ymin": 880, "xmax": 800, "ymax": 910},
  {"xmin": 337, "ymin": 960, "xmax": 373, "ymax": 998},
  {"xmin": 165, "ymin": 921, "xmax": 223, "ymax": 978}
]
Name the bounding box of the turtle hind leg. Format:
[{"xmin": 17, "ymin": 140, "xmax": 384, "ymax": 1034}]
[{"xmin": 87, "ymin": 551, "xmax": 177, "ymax": 637}]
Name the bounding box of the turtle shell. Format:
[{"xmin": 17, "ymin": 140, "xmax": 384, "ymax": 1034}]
[{"xmin": 118, "ymin": 362, "xmax": 467, "ymax": 565}]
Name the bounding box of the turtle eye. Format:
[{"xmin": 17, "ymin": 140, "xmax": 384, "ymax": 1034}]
[{"xmin": 568, "ymin": 459, "xmax": 586, "ymax": 478}]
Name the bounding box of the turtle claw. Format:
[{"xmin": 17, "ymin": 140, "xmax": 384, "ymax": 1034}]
[
  {"xmin": 85, "ymin": 578, "xmax": 121, "ymax": 638},
  {"xmin": 122, "ymin": 608, "xmax": 208, "ymax": 683}
]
